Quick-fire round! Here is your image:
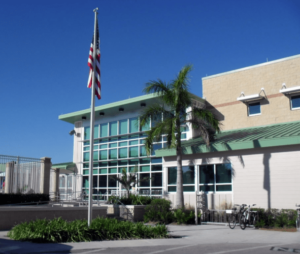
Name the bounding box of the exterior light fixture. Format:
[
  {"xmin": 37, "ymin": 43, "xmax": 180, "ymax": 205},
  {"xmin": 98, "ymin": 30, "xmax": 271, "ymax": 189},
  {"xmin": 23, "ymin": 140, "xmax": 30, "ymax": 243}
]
[
  {"xmin": 119, "ymin": 108, "xmax": 124, "ymax": 112},
  {"xmin": 82, "ymin": 116, "xmax": 86, "ymax": 120},
  {"xmin": 69, "ymin": 130, "xmax": 76, "ymax": 136},
  {"xmin": 141, "ymin": 103, "xmax": 146, "ymax": 107},
  {"xmin": 99, "ymin": 112, "xmax": 105, "ymax": 116}
]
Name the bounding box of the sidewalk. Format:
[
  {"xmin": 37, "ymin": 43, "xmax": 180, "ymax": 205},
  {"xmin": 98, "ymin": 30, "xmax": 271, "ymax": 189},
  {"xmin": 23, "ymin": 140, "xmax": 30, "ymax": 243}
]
[{"xmin": 0, "ymin": 225, "xmax": 299, "ymax": 254}]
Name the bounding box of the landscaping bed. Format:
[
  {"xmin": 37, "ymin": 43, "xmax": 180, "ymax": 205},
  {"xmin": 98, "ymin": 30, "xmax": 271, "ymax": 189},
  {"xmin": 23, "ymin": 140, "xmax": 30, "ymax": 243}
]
[{"xmin": 7, "ymin": 217, "xmax": 168, "ymax": 243}]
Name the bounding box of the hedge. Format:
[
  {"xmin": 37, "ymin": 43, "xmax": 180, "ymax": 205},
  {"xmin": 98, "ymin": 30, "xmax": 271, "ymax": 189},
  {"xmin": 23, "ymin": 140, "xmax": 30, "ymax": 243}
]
[{"xmin": 0, "ymin": 193, "xmax": 49, "ymax": 205}]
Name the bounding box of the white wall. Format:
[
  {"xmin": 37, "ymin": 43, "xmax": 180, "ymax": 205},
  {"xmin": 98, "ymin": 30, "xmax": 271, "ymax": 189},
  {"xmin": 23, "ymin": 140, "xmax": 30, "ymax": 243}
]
[{"xmin": 163, "ymin": 145, "xmax": 300, "ymax": 210}]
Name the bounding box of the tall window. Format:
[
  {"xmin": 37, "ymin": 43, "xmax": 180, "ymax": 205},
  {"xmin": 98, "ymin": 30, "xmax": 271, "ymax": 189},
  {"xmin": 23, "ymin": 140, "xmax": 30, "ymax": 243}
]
[
  {"xmin": 199, "ymin": 163, "xmax": 232, "ymax": 192},
  {"xmin": 248, "ymin": 102, "xmax": 261, "ymax": 116},
  {"xmin": 291, "ymin": 95, "xmax": 300, "ymax": 110},
  {"xmin": 168, "ymin": 166, "xmax": 195, "ymax": 192}
]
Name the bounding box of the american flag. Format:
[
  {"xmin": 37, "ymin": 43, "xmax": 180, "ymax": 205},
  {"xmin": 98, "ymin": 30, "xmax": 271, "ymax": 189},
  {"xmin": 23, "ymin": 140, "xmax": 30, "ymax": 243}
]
[{"xmin": 87, "ymin": 17, "xmax": 101, "ymax": 99}]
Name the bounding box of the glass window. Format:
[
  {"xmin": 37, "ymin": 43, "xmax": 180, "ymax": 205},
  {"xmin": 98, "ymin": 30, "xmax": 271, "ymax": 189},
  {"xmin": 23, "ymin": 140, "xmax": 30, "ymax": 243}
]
[
  {"xmin": 141, "ymin": 117, "xmax": 150, "ymax": 131},
  {"xmin": 129, "ymin": 146, "xmax": 138, "ymax": 157},
  {"xmin": 291, "ymin": 95, "xmax": 300, "ymax": 109},
  {"xmin": 140, "ymin": 165, "xmax": 150, "ymax": 172},
  {"xmin": 152, "ymin": 143, "xmax": 162, "ymax": 155},
  {"xmin": 151, "ymin": 114, "xmax": 161, "ymax": 127},
  {"xmin": 93, "ymin": 151, "xmax": 99, "ymax": 161},
  {"xmin": 93, "ymin": 176, "xmax": 98, "ymax": 188},
  {"xmin": 129, "ymin": 117, "xmax": 139, "ymax": 133},
  {"xmin": 140, "ymin": 146, "xmax": 147, "ymax": 157},
  {"xmin": 108, "ymin": 175, "xmax": 117, "ymax": 187},
  {"xmin": 59, "ymin": 176, "xmax": 65, "ymax": 188},
  {"xmin": 119, "ymin": 141, "xmax": 127, "ymax": 147},
  {"xmin": 100, "ymin": 150, "xmax": 107, "ymax": 160},
  {"xmin": 82, "ymin": 176, "xmax": 89, "ymax": 188},
  {"xmin": 100, "ymin": 144, "xmax": 107, "ymax": 149},
  {"xmin": 119, "ymin": 147, "xmax": 128, "ymax": 158},
  {"xmin": 152, "ymin": 173, "xmax": 162, "ymax": 187},
  {"xmin": 99, "ymin": 168, "xmax": 107, "ymax": 174},
  {"xmin": 182, "ymin": 166, "xmax": 194, "ymax": 184},
  {"xmin": 100, "ymin": 123, "xmax": 108, "ymax": 137},
  {"xmin": 83, "ymin": 152, "xmax": 90, "ymax": 162},
  {"xmin": 109, "ymin": 149, "xmax": 117, "ymax": 159},
  {"xmin": 216, "ymin": 164, "xmax": 231, "ymax": 183},
  {"xmin": 199, "ymin": 164, "xmax": 232, "ymax": 192},
  {"xmin": 168, "ymin": 167, "xmax": 177, "ymax": 185},
  {"xmin": 109, "ymin": 143, "xmax": 117, "ymax": 148},
  {"xmin": 109, "ymin": 168, "xmax": 118, "ymax": 174},
  {"xmin": 129, "ymin": 140, "xmax": 138, "ymax": 146},
  {"xmin": 199, "ymin": 165, "xmax": 214, "ymax": 184},
  {"xmin": 109, "ymin": 121, "xmax": 118, "ymax": 136},
  {"xmin": 119, "ymin": 119, "xmax": 128, "ymax": 134},
  {"xmin": 84, "ymin": 127, "xmax": 90, "ymax": 140},
  {"xmin": 139, "ymin": 173, "xmax": 150, "ymax": 187},
  {"xmin": 83, "ymin": 146, "xmax": 90, "ymax": 151},
  {"xmin": 151, "ymin": 157, "xmax": 162, "ymax": 164},
  {"xmin": 248, "ymin": 102, "xmax": 261, "ymax": 116},
  {"xmin": 152, "ymin": 165, "xmax": 162, "ymax": 171},
  {"xmin": 99, "ymin": 175, "xmax": 107, "ymax": 187},
  {"xmin": 94, "ymin": 125, "xmax": 99, "ymax": 139}
]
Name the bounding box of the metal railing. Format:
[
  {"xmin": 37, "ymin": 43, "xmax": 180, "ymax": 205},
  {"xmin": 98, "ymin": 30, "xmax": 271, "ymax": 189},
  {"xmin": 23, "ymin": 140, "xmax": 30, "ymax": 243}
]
[{"xmin": 0, "ymin": 154, "xmax": 43, "ymax": 194}]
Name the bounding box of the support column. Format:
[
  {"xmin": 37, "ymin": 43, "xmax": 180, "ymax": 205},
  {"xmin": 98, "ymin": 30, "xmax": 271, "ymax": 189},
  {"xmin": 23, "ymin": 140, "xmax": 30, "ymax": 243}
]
[
  {"xmin": 5, "ymin": 162, "xmax": 14, "ymax": 193},
  {"xmin": 51, "ymin": 168, "xmax": 60, "ymax": 201},
  {"xmin": 40, "ymin": 157, "xmax": 52, "ymax": 194}
]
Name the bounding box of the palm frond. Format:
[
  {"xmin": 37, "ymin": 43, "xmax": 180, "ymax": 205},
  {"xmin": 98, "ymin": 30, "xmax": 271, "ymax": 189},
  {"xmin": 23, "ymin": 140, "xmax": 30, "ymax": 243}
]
[{"xmin": 144, "ymin": 80, "xmax": 170, "ymax": 95}]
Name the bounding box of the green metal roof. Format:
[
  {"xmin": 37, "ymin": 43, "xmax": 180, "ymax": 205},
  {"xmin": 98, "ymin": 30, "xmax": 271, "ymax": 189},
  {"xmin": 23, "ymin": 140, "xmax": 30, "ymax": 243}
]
[
  {"xmin": 155, "ymin": 121, "xmax": 300, "ymax": 157},
  {"xmin": 59, "ymin": 93, "xmax": 204, "ymax": 124},
  {"xmin": 52, "ymin": 162, "xmax": 75, "ymax": 170}
]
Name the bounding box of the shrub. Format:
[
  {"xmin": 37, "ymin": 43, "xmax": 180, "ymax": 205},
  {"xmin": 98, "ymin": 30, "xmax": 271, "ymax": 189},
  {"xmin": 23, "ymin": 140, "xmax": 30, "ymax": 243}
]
[
  {"xmin": 144, "ymin": 199, "xmax": 173, "ymax": 224},
  {"xmin": 107, "ymin": 194, "xmax": 154, "ymax": 205},
  {"xmin": 173, "ymin": 209, "xmax": 195, "ymax": 224},
  {"xmin": 0, "ymin": 194, "xmax": 49, "ymax": 205},
  {"xmin": 7, "ymin": 217, "xmax": 168, "ymax": 243},
  {"xmin": 253, "ymin": 208, "xmax": 297, "ymax": 228}
]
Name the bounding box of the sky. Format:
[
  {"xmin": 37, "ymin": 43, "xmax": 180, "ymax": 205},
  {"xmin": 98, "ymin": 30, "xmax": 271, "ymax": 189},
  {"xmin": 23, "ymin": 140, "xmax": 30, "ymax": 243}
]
[{"xmin": 0, "ymin": 0, "xmax": 300, "ymax": 164}]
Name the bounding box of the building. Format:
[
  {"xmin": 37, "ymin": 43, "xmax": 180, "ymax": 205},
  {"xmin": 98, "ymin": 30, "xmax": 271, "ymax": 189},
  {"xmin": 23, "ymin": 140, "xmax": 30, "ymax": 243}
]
[{"xmin": 58, "ymin": 54, "xmax": 300, "ymax": 210}]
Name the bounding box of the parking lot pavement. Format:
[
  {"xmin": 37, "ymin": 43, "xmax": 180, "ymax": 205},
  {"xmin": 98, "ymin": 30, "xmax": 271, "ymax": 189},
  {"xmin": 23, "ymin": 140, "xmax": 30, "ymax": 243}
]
[{"xmin": 0, "ymin": 225, "xmax": 299, "ymax": 254}]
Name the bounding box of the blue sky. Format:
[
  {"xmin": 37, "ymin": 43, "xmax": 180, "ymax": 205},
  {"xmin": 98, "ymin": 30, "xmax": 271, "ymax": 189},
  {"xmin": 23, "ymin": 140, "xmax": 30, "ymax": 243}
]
[{"xmin": 0, "ymin": 0, "xmax": 299, "ymax": 163}]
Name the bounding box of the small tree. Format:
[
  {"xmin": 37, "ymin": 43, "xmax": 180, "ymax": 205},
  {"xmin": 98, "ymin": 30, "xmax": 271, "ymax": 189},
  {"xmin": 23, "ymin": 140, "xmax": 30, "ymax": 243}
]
[
  {"xmin": 140, "ymin": 65, "xmax": 221, "ymax": 209},
  {"xmin": 114, "ymin": 167, "xmax": 137, "ymax": 198}
]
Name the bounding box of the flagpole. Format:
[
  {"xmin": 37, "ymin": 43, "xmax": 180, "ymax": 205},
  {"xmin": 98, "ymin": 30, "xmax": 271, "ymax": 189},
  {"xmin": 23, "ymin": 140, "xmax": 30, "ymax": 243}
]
[{"xmin": 88, "ymin": 7, "xmax": 98, "ymax": 227}]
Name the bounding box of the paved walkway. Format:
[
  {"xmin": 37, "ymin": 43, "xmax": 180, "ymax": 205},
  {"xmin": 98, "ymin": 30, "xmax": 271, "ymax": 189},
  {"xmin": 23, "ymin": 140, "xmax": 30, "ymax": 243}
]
[{"xmin": 0, "ymin": 225, "xmax": 299, "ymax": 254}]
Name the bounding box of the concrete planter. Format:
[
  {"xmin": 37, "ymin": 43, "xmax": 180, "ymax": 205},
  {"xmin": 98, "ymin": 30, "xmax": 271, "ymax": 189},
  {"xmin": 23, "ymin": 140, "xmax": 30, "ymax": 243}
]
[
  {"xmin": 119, "ymin": 205, "xmax": 147, "ymax": 222},
  {"xmin": 103, "ymin": 204, "xmax": 147, "ymax": 222},
  {"xmin": 0, "ymin": 206, "xmax": 107, "ymax": 230}
]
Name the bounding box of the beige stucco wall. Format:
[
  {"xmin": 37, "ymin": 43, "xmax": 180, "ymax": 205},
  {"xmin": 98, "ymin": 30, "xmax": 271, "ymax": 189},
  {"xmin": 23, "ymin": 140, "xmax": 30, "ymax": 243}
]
[
  {"xmin": 163, "ymin": 144, "xmax": 300, "ymax": 210},
  {"xmin": 202, "ymin": 55, "xmax": 300, "ymax": 131}
]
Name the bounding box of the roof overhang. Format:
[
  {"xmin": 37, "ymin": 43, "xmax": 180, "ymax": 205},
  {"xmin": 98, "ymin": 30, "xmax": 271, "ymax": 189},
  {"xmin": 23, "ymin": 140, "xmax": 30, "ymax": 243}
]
[
  {"xmin": 237, "ymin": 94, "xmax": 263, "ymax": 102},
  {"xmin": 59, "ymin": 93, "xmax": 205, "ymax": 124},
  {"xmin": 279, "ymin": 86, "xmax": 300, "ymax": 95},
  {"xmin": 156, "ymin": 121, "xmax": 300, "ymax": 157},
  {"xmin": 52, "ymin": 162, "xmax": 77, "ymax": 174}
]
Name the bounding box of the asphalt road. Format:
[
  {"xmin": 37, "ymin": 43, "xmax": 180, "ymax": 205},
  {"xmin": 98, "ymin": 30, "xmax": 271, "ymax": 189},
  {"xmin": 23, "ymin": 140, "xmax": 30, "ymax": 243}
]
[{"xmin": 0, "ymin": 224, "xmax": 299, "ymax": 254}]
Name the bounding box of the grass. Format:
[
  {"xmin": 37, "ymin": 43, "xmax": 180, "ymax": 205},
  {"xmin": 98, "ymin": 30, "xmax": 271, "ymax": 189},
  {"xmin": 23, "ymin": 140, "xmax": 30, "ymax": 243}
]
[{"xmin": 7, "ymin": 217, "xmax": 168, "ymax": 243}]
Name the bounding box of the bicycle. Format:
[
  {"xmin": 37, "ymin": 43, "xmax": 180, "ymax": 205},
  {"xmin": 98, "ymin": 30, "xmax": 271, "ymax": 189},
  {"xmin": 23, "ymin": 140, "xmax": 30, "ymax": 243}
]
[
  {"xmin": 240, "ymin": 204, "xmax": 257, "ymax": 230},
  {"xmin": 228, "ymin": 204, "xmax": 246, "ymax": 229}
]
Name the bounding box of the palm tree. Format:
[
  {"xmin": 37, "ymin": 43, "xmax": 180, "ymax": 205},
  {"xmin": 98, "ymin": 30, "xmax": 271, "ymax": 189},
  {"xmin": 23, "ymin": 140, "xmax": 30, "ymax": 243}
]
[
  {"xmin": 140, "ymin": 65, "xmax": 221, "ymax": 209},
  {"xmin": 114, "ymin": 167, "xmax": 137, "ymax": 198}
]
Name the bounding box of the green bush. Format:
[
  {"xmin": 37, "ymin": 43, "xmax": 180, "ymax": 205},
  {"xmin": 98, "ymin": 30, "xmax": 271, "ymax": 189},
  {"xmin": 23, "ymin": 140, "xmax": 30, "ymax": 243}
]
[
  {"xmin": 7, "ymin": 217, "xmax": 168, "ymax": 243},
  {"xmin": 253, "ymin": 208, "xmax": 297, "ymax": 228},
  {"xmin": 0, "ymin": 194, "xmax": 49, "ymax": 205},
  {"xmin": 144, "ymin": 199, "xmax": 173, "ymax": 224},
  {"xmin": 107, "ymin": 194, "xmax": 154, "ymax": 205},
  {"xmin": 120, "ymin": 194, "xmax": 154, "ymax": 205},
  {"xmin": 173, "ymin": 209, "xmax": 195, "ymax": 224}
]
